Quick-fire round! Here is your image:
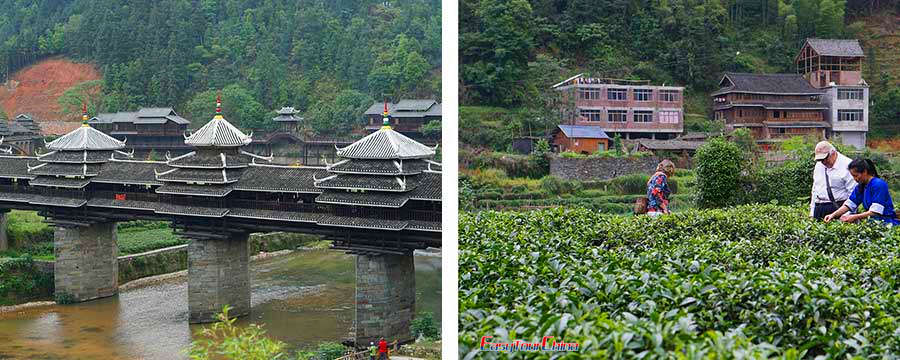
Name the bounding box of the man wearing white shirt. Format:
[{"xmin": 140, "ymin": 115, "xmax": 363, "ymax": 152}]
[{"xmin": 810, "ymin": 141, "xmax": 856, "ymax": 220}]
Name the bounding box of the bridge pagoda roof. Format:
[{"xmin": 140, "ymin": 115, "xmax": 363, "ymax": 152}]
[
  {"xmin": 185, "ymin": 114, "xmax": 252, "ymax": 147},
  {"xmin": 46, "ymin": 125, "xmax": 127, "ymax": 151},
  {"xmin": 273, "ymin": 107, "xmax": 302, "ymax": 122},
  {"xmin": 336, "ymin": 126, "xmax": 436, "ymax": 160}
]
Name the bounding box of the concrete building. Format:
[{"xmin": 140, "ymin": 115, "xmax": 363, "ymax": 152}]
[
  {"xmin": 796, "ymin": 38, "xmax": 868, "ymax": 149},
  {"xmin": 553, "ymin": 74, "xmax": 685, "ymax": 142}
]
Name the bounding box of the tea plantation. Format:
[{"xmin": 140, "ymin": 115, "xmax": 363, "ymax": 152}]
[{"xmin": 459, "ymin": 205, "xmax": 900, "ymax": 358}]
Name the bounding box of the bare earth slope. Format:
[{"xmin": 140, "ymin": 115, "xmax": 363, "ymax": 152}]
[{"xmin": 0, "ymin": 57, "xmax": 101, "ymax": 134}]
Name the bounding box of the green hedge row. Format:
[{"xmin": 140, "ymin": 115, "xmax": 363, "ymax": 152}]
[{"xmin": 0, "ymin": 257, "xmax": 53, "ymax": 306}]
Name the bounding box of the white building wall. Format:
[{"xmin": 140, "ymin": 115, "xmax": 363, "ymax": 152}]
[{"xmin": 823, "ymin": 86, "xmax": 868, "ymax": 149}]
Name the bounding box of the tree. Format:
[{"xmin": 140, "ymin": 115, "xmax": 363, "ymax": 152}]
[
  {"xmin": 305, "ymin": 89, "xmax": 372, "ymax": 136},
  {"xmin": 57, "ymin": 80, "xmax": 104, "ymax": 119},
  {"xmin": 183, "ymin": 85, "xmax": 268, "ymax": 131}
]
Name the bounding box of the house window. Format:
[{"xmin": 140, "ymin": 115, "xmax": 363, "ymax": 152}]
[
  {"xmin": 607, "ymin": 110, "xmax": 627, "ymax": 122},
  {"xmin": 660, "ymin": 90, "xmax": 679, "ymax": 102},
  {"xmin": 659, "ymin": 111, "xmax": 680, "ymax": 124},
  {"xmin": 634, "ymin": 89, "xmax": 652, "ymax": 101},
  {"xmin": 738, "ymin": 109, "xmax": 743, "ymax": 117},
  {"xmin": 837, "ymin": 89, "xmax": 863, "ymax": 100},
  {"xmin": 773, "ymin": 111, "xmax": 780, "ymax": 118},
  {"xmin": 607, "ymin": 88, "xmax": 627, "ymax": 101},
  {"xmin": 578, "ymin": 90, "xmax": 602, "ymax": 100},
  {"xmin": 633, "ymin": 111, "xmax": 653, "ymax": 123},
  {"xmin": 838, "ymin": 109, "xmax": 863, "ymax": 121},
  {"xmin": 579, "ymin": 109, "xmax": 603, "ymax": 122}
]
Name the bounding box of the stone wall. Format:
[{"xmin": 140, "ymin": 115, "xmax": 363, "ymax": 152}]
[
  {"xmin": 188, "ymin": 235, "xmax": 250, "ymax": 323},
  {"xmin": 355, "ymin": 253, "xmax": 416, "ymax": 346},
  {"xmin": 53, "ymin": 223, "xmax": 118, "ymax": 302},
  {"xmin": 550, "ymin": 156, "xmax": 663, "ymax": 181}
]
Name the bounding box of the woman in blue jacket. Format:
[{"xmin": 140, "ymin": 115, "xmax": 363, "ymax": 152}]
[{"xmin": 824, "ymin": 158, "xmax": 899, "ymax": 225}]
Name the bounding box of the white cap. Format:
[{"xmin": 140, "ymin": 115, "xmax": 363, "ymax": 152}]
[{"xmin": 814, "ymin": 141, "xmax": 834, "ymax": 161}]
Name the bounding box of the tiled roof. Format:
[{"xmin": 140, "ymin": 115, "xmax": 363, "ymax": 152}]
[
  {"xmin": 37, "ymin": 150, "xmax": 113, "ymax": 163},
  {"xmin": 806, "ymin": 38, "xmax": 865, "ymax": 57},
  {"xmin": 315, "ymin": 174, "xmax": 411, "ymax": 192},
  {"xmin": 88, "ymin": 198, "xmax": 158, "ymax": 211},
  {"xmin": 156, "ymin": 168, "xmax": 243, "ymax": 183},
  {"xmin": 316, "ymin": 190, "xmax": 410, "ymax": 208},
  {"xmin": 407, "ymin": 220, "xmax": 441, "ymax": 232},
  {"xmin": 396, "ymin": 100, "xmax": 437, "ymax": 111},
  {"xmin": 0, "ymin": 189, "xmax": 31, "ymax": 202},
  {"xmin": 0, "ymin": 156, "xmax": 36, "ymax": 179},
  {"xmin": 29, "ymin": 195, "xmax": 86, "ymax": 207},
  {"xmin": 156, "ymin": 184, "xmax": 233, "ymax": 197},
  {"xmin": 166, "ymin": 151, "xmax": 250, "ymax": 168},
  {"xmin": 0, "ymin": 121, "xmax": 10, "ymax": 135},
  {"xmin": 92, "ymin": 108, "xmax": 190, "ymax": 125},
  {"xmin": 233, "ymin": 166, "xmax": 324, "ymax": 193},
  {"xmin": 337, "ymin": 127, "xmax": 435, "ymax": 159},
  {"xmin": 28, "ymin": 163, "xmax": 102, "ymax": 177},
  {"xmin": 316, "ymin": 214, "xmax": 408, "ymax": 231},
  {"xmin": 46, "ymin": 125, "xmax": 127, "ymax": 151},
  {"xmin": 713, "ymin": 73, "xmax": 824, "ymax": 96},
  {"xmin": 155, "ymin": 203, "xmax": 228, "ymax": 217},
  {"xmin": 29, "ymin": 176, "xmax": 92, "ymax": 188},
  {"xmin": 327, "ymin": 159, "xmax": 427, "ymax": 175},
  {"xmin": 93, "ymin": 161, "xmax": 167, "ymax": 185},
  {"xmin": 364, "ymin": 101, "xmax": 441, "ymax": 117},
  {"xmin": 185, "ymin": 115, "xmax": 252, "ymax": 147},
  {"xmin": 557, "ymin": 125, "xmax": 610, "ymax": 139},
  {"xmin": 407, "ymin": 172, "xmax": 441, "ymax": 201},
  {"xmin": 227, "ymin": 208, "xmax": 321, "ymax": 223}
]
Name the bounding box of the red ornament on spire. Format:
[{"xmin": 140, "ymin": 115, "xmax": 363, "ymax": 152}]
[
  {"xmin": 82, "ymin": 103, "xmax": 87, "ymax": 115},
  {"xmin": 383, "ymin": 99, "xmax": 388, "ymax": 115},
  {"xmin": 216, "ymin": 93, "xmax": 222, "ymax": 115}
]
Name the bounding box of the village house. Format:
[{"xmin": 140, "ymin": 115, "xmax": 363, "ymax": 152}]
[
  {"xmin": 364, "ymin": 99, "xmax": 441, "ymax": 137},
  {"xmin": 551, "ymin": 124, "xmax": 610, "ymax": 154},
  {"xmin": 0, "ymin": 114, "xmax": 43, "ymax": 155},
  {"xmin": 88, "ymin": 107, "xmax": 192, "ymax": 155},
  {"xmin": 551, "ymin": 74, "xmax": 685, "ymax": 153},
  {"xmin": 712, "ymin": 38, "xmax": 868, "ymax": 149}
]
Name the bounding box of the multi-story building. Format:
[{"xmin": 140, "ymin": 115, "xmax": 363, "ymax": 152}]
[
  {"xmin": 88, "ymin": 107, "xmax": 192, "ymax": 155},
  {"xmin": 796, "ymin": 38, "xmax": 868, "ymax": 149},
  {"xmin": 711, "ymin": 73, "xmax": 828, "ymax": 144},
  {"xmin": 552, "ymin": 74, "xmax": 684, "ymax": 151},
  {"xmin": 364, "ymin": 99, "xmax": 441, "ymax": 137}
]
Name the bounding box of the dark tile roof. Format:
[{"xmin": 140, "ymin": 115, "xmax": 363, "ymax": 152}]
[
  {"xmin": 407, "ymin": 220, "xmax": 441, "ymax": 232},
  {"xmin": 556, "ymin": 125, "xmax": 610, "ymax": 139},
  {"xmin": 0, "ymin": 189, "xmax": 31, "ymax": 203},
  {"xmin": 0, "ymin": 121, "xmax": 10, "ymax": 135},
  {"xmin": 806, "ymin": 38, "xmax": 864, "ymax": 57},
  {"xmin": 315, "ymin": 174, "xmax": 411, "ymax": 192},
  {"xmin": 37, "ymin": 150, "xmax": 113, "ymax": 163},
  {"xmin": 364, "ymin": 100, "xmax": 441, "ymax": 117},
  {"xmin": 156, "ymin": 168, "xmax": 243, "ymax": 183},
  {"xmin": 407, "ymin": 173, "xmax": 441, "ymax": 201},
  {"xmin": 92, "ymin": 161, "xmax": 167, "ymax": 185},
  {"xmin": 28, "ymin": 163, "xmax": 102, "ymax": 177},
  {"xmin": 228, "ymin": 207, "xmax": 321, "ymax": 223},
  {"xmin": 92, "ymin": 108, "xmax": 190, "ymax": 125},
  {"xmin": 155, "ymin": 203, "xmax": 228, "ymax": 217},
  {"xmin": 315, "ymin": 190, "xmax": 410, "ymax": 207},
  {"xmin": 29, "ymin": 195, "xmax": 86, "ymax": 207},
  {"xmin": 0, "ymin": 156, "xmax": 36, "ymax": 179},
  {"xmin": 166, "ymin": 152, "xmax": 250, "ymax": 168},
  {"xmin": 29, "ymin": 176, "xmax": 91, "ymax": 188},
  {"xmin": 328, "ymin": 159, "xmax": 427, "ymax": 175},
  {"xmin": 713, "ymin": 73, "xmax": 824, "ymax": 96},
  {"xmin": 637, "ymin": 139, "xmax": 704, "ymax": 151},
  {"xmin": 87, "ymin": 198, "xmax": 158, "ymax": 211},
  {"xmin": 233, "ymin": 166, "xmax": 324, "ymax": 193},
  {"xmin": 316, "ymin": 214, "xmax": 408, "ymax": 231},
  {"xmin": 156, "ymin": 184, "xmax": 233, "ymax": 197}
]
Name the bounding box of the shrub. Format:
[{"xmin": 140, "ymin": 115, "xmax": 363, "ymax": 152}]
[
  {"xmin": 314, "ymin": 342, "xmax": 347, "ymax": 360},
  {"xmin": 539, "ymin": 176, "xmax": 581, "ymax": 196},
  {"xmin": 187, "ymin": 305, "xmax": 286, "ymax": 360},
  {"xmin": 410, "ymin": 312, "xmax": 440, "ymax": 340},
  {"xmin": 694, "ymin": 137, "xmax": 744, "ymax": 208},
  {"xmin": 559, "ymin": 151, "xmax": 583, "ymax": 158}
]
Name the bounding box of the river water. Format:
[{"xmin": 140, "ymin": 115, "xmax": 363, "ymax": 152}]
[{"xmin": 0, "ymin": 250, "xmax": 442, "ymax": 360}]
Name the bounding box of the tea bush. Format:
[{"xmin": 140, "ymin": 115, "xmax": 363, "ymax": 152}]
[{"xmin": 459, "ymin": 205, "xmax": 900, "ymax": 358}]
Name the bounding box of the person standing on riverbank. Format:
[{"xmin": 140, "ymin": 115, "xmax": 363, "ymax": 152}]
[
  {"xmin": 811, "ymin": 141, "xmax": 856, "ymax": 220},
  {"xmin": 378, "ymin": 337, "xmax": 388, "ymax": 360}
]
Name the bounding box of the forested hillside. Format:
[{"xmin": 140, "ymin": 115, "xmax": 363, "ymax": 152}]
[
  {"xmin": 460, "ymin": 0, "xmax": 900, "ymax": 147},
  {"xmin": 0, "ymin": 0, "xmax": 441, "ymax": 134}
]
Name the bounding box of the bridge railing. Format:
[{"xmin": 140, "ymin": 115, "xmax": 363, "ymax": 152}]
[
  {"xmin": 409, "ymin": 209, "xmax": 440, "ymax": 222},
  {"xmin": 93, "ymin": 191, "xmax": 159, "ymax": 203}
]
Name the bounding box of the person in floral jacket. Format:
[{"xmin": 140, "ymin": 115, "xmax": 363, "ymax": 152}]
[{"xmin": 646, "ymin": 159, "xmax": 676, "ymax": 216}]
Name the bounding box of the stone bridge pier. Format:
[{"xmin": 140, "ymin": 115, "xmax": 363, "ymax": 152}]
[
  {"xmin": 187, "ymin": 233, "xmax": 250, "ymax": 323},
  {"xmin": 355, "ymin": 253, "xmax": 416, "ymax": 346},
  {"xmin": 0, "ymin": 210, "xmax": 8, "ymax": 251},
  {"xmin": 54, "ymin": 222, "xmax": 119, "ymax": 302}
]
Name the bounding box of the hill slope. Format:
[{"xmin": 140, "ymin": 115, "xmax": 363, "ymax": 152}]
[{"xmin": 0, "ymin": 57, "xmax": 100, "ymax": 134}]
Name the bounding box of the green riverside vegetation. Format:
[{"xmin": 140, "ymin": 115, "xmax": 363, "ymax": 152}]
[{"xmin": 460, "ymin": 204, "xmax": 900, "ymax": 357}]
